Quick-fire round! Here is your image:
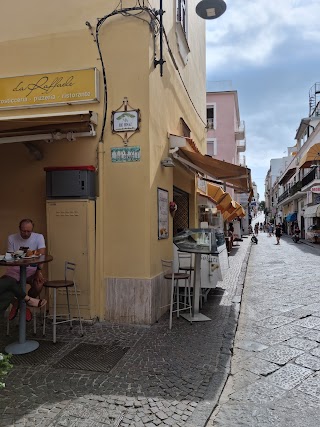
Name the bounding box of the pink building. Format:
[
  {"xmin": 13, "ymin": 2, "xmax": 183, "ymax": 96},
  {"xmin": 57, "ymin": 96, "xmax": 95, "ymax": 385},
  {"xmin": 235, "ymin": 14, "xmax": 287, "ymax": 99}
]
[
  {"xmin": 206, "ymin": 86, "xmax": 249, "ymax": 232},
  {"xmin": 206, "ymin": 89, "xmax": 246, "ymax": 167}
]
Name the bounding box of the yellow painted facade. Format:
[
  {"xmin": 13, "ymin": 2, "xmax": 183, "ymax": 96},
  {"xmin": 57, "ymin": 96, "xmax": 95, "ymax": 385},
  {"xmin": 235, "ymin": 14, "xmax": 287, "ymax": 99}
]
[{"xmin": 0, "ymin": 0, "xmax": 207, "ymax": 324}]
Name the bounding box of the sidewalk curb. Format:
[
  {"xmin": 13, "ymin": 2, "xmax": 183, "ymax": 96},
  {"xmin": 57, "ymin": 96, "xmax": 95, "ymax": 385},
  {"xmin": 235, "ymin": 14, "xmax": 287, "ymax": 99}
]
[{"xmin": 184, "ymin": 243, "xmax": 252, "ymax": 427}]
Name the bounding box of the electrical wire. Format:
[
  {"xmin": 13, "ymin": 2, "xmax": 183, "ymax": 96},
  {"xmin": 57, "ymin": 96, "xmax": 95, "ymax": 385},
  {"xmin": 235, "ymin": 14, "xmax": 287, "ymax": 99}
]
[{"xmin": 90, "ymin": 3, "xmax": 206, "ymax": 143}]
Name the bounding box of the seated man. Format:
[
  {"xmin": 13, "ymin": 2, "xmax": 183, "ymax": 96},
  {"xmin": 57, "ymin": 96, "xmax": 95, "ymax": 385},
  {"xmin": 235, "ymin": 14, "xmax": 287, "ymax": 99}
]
[
  {"xmin": 0, "ymin": 275, "xmax": 46, "ymax": 315},
  {"xmin": 4, "ymin": 218, "xmax": 46, "ymax": 320}
]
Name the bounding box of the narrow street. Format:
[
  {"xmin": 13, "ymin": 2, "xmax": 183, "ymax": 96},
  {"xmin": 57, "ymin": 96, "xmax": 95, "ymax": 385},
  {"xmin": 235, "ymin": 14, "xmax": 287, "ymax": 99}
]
[{"xmin": 208, "ymin": 231, "xmax": 320, "ymax": 426}]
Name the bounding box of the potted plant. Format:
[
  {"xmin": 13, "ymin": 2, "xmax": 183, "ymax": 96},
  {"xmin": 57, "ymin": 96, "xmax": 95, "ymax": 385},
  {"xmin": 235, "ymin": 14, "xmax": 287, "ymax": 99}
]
[{"xmin": 0, "ymin": 353, "xmax": 12, "ymax": 389}]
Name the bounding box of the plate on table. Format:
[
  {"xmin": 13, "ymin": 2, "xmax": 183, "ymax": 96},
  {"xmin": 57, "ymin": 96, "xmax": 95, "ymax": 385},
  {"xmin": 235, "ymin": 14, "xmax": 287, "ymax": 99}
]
[{"xmin": 23, "ymin": 255, "xmax": 41, "ymax": 259}]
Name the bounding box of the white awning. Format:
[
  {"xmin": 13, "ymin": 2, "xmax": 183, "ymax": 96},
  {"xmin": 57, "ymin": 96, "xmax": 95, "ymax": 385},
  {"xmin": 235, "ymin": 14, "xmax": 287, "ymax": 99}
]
[
  {"xmin": 304, "ymin": 204, "xmax": 320, "ymax": 218},
  {"xmin": 0, "ymin": 110, "xmax": 97, "ymax": 144}
]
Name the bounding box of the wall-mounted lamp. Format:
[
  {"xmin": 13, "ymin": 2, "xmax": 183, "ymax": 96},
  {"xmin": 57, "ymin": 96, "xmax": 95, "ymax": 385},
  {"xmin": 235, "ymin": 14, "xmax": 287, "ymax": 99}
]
[
  {"xmin": 196, "ymin": 0, "xmax": 227, "ymax": 20},
  {"xmin": 161, "ymin": 157, "xmax": 175, "ymax": 168}
]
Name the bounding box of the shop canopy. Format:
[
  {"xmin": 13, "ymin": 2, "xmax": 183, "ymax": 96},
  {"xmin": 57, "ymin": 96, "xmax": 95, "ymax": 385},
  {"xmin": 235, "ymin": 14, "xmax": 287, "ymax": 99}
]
[
  {"xmin": 286, "ymin": 212, "xmax": 297, "ymax": 222},
  {"xmin": 299, "ymin": 143, "xmax": 320, "ymax": 168},
  {"xmin": 207, "ymin": 183, "xmax": 245, "ymax": 220},
  {"xmin": 0, "ymin": 110, "xmax": 97, "ymax": 144},
  {"xmin": 304, "ymin": 204, "xmax": 320, "ymax": 218},
  {"xmin": 173, "ymin": 148, "xmax": 252, "ymax": 194}
]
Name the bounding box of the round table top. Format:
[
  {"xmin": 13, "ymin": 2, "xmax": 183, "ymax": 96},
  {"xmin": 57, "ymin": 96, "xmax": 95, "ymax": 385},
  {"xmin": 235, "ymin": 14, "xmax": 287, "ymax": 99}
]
[{"xmin": 0, "ymin": 254, "xmax": 53, "ymax": 267}]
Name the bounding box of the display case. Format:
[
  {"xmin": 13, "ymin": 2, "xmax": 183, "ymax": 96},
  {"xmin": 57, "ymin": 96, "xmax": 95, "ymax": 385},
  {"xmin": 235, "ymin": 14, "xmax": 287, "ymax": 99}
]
[
  {"xmin": 198, "ymin": 205, "xmax": 222, "ymax": 228},
  {"xmin": 173, "ymin": 228, "xmax": 225, "ymax": 254}
]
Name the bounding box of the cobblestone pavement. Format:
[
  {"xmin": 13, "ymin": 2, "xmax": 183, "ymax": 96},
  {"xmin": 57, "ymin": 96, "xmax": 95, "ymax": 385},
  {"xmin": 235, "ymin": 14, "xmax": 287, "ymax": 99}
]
[
  {"xmin": 207, "ymin": 231, "xmax": 320, "ymax": 427},
  {"xmin": 0, "ymin": 238, "xmax": 250, "ymax": 427}
]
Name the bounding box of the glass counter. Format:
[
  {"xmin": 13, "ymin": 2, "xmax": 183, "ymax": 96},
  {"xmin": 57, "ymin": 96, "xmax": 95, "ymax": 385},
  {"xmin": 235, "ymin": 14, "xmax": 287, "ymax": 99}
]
[{"xmin": 173, "ymin": 228, "xmax": 225, "ymax": 254}]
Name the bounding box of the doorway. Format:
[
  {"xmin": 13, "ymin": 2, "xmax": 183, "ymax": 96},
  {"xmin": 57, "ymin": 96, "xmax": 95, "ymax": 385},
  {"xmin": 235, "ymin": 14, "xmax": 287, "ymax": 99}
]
[{"xmin": 173, "ymin": 187, "xmax": 189, "ymax": 236}]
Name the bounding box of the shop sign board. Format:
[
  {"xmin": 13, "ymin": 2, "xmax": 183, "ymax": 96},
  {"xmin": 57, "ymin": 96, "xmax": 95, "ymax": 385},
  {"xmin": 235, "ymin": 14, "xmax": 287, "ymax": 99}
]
[
  {"xmin": 111, "ymin": 146, "xmax": 141, "ymax": 163},
  {"xmin": 0, "ymin": 68, "xmax": 99, "ymax": 109},
  {"xmin": 157, "ymin": 188, "xmax": 169, "ymax": 240},
  {"xmin": 311, "ymin": 186, "xmax": 320, "ymax": 193}
]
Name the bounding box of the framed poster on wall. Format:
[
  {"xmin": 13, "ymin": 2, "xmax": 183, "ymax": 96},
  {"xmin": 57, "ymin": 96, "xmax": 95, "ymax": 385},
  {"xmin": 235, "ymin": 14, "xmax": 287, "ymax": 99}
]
[{"xmin": 157, "ymin": 187, "xmax": 169, "ymax": 239}]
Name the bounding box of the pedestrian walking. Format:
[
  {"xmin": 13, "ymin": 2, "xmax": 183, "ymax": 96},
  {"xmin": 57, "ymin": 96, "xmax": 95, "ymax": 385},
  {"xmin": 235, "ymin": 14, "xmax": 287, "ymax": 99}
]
[
  {"xmin": 275, "ymin": 223, "xmax": 282, "ymax": 245},
  {"xmin": 254, "ymin": 223, "xmax": 259, "ymax": 234},
  {"xmin": 268, "ymin": 223, "xmax": 274, "ymax": 237}
]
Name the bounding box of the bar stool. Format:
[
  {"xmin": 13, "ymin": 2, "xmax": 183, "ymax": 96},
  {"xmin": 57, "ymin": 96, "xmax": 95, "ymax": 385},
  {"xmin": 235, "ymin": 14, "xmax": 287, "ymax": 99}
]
[
  {"xmin": 43, "ymin": 261, "xmax": 83, "ymax": 343},
  {"xmin": 161, "ymin": 259, "xmax": 192, "ymax": 329},
  {"xmin": 178, "ymin": 252, "xmax": 195, "ymax": 305}
]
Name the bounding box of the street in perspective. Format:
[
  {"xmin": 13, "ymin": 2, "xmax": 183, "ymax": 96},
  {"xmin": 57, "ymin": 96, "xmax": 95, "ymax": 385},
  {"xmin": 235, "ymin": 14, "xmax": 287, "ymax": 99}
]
[
  {"xmin": 2, "ymin": 218, "xmax": 320, "ymax": 427},
  {"xmin": 1, "ymin": 1, "xmax": 320, "ymax": 426},
  {"xmin": 208, "ymin": 217, "xmax": 320, "ymax": 427}
]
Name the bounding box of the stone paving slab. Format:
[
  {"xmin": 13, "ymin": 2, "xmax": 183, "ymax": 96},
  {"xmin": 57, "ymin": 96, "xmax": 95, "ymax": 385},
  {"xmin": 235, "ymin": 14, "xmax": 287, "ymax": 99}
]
[
  {"xmin": 0, "ymin": 238, "xmax": 252, "ymax": 427},
  {"xmin": 207, "ymin": 230, "xmax": 320, "ymax": 427}
]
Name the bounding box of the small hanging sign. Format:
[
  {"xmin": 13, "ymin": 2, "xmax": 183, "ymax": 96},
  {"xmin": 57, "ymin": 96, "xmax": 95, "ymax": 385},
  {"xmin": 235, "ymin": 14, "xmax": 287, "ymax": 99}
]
[
  {"xmin": 111, "ymin": 146, "xmax": 141, "ymax": 163},
  {"xmin": 111, "ymin": 97, "xmax": 141, "ymax": 146},
  {"xmin": 113, "ymin": 111, "xmax": 139, "ymax": 132}
]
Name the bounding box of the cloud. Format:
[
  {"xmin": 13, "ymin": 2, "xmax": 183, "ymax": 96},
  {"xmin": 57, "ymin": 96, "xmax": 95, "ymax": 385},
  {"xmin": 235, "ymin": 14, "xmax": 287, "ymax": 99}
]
[
  {"xmin": 206, "ymin": 0, "xmax": 320, "ymax": 72},
  {"xmin": 206, "ymin": 0, "xmax": 320, "ymax": 199}
]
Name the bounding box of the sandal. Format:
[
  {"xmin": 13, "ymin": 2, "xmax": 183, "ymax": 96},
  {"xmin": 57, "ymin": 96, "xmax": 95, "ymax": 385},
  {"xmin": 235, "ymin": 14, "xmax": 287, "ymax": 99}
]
[
  {"xmin": 25, "ymin": 298, "xmax": 47, "ymax": 308},
  {"xmin": 8, "ymin": 300, "xmax": 19, "ymax": 321}
]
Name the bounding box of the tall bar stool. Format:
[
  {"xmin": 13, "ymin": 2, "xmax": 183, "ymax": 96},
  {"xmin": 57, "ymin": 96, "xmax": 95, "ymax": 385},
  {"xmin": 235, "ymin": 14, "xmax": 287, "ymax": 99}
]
[
  {"xmin": 161, "ymin": 259, "xmax": 192, "ymax": 329},
  {"xmin": 178, "ymin": 252, "xmax": 195, "ymax": 306},
  {"xmin": 43, "ymin": 261, "xmax": 83, "ymax": 343}
]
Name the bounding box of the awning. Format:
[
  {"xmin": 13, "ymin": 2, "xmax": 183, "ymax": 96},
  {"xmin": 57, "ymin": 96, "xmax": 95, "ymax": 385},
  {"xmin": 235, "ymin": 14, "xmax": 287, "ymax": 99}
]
[
  {"xmin": 207, "ymin": 183, "xmax": 226, "ymax": 203},
  {"xmin": 299, "ymin": 143, "xmax": 320, "ymax": 168},
  {"xmin": 279, "ymin": 167, "xmax": 296, "ymax": 185},
  {"xmin": 304, "ymin": 204, "xmax": 320, "ymax": 218},
  {"xmin": 223, "ymin": 205, "xmax": 245, "ymax": 221},
  {"xmin": 173, "ymin": 148, "xmax": 252, "ymax": 193},
  {"xmin": 0, "ymin": 110, "xmax": 97, "ymax": 144},
  {"xmin": 205, "ymin": 183, "xmax": 245, "ymax": 219},
  {"xmin": 286, "ymin": 212, "xmax": 297, "ymax": 222}
]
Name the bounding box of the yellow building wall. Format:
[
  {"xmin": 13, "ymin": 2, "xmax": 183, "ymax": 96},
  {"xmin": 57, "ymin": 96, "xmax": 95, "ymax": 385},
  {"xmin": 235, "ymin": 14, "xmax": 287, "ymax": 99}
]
[{"xmin": 0, "ymin": 1, "xmax": 207, "ymax": 322}]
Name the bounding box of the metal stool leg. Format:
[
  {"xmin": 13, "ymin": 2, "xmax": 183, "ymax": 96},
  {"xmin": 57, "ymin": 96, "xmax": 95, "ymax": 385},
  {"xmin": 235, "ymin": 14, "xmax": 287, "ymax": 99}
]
[
  {"xmin": 169, "ymin": 274, "xmax": 174, "ymax": 330},
  {"xmin": 42, "ymin": 306, "xmax": 46, "ymax": 337},
  {"xmin": 65, "ymin": 287, "xmax": 72, "ymax": 329},
  {"xmin": 53, "ymin": 288, "xmax": 57, "ymax": 344},
  {"xmin": 73, "ymin": 283, "xmax": 83, "ymax": 337}
]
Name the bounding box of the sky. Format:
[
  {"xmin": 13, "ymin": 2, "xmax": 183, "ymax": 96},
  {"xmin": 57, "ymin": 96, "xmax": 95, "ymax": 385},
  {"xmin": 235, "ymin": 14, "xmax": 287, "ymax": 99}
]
[{"xmin": 205, "ymin": 0, "xmax": 320, "ymax": 201}]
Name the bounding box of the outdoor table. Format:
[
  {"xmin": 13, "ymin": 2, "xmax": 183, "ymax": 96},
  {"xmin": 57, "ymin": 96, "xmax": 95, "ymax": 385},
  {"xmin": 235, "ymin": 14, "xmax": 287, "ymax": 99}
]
[
  {"xmin": 0, "ymin": 254, "xmax": 53, "ymax": 355},
  {"xmin": 178, "ymin": 250, "xmax": 212, "ymax": 322}
]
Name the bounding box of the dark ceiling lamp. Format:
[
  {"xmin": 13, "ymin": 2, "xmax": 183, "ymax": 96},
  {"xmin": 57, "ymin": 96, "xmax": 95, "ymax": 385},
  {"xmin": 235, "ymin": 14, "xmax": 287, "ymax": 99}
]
[{"xmin": 196, "ymin": 0, "xmax": 227, "ymax": 20}]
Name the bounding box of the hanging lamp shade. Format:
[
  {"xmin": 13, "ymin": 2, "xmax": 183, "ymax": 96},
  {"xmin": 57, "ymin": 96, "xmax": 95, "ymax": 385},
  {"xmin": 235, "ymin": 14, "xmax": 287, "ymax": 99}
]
[{"xmin": 196, "ymin": 0, "xmax": 227, "ymax": 20}]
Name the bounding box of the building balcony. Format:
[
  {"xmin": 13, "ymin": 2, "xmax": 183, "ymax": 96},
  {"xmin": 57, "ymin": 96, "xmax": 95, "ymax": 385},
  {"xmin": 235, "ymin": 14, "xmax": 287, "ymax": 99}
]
[
  {"xmin": 206, "ymin": 118, "xmax": 215, "ymax": 130},
  {"xmin": 301, "ymin": 167, "xmax": 320, "ymax": 191},
  {"xmin": 235, "ymin": 120, "xmax": 245, "ymax": 140},
  {"xmin": 236, "ymin": 139, "xmax": 246, "ymax": 152},
  {"xmin": 278, "ymin": 181, "xmax": 303, "ymax": 204}
]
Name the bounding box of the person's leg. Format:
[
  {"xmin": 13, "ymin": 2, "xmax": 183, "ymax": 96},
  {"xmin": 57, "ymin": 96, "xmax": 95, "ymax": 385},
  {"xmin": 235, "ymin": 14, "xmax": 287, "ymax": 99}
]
[
  {"xmin": 0, "ymin": 276, "xmax": 26, "ymax": 313},
  {"xmin": 27, "ymin": 274, "xmax": 44, "ymax": 298}
]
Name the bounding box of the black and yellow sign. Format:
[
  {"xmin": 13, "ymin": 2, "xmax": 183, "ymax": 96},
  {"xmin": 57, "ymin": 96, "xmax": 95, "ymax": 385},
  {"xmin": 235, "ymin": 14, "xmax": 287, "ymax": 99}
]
[{"xmin": 0, "ymin": 68, "xmax": 99, "ymax": 109}]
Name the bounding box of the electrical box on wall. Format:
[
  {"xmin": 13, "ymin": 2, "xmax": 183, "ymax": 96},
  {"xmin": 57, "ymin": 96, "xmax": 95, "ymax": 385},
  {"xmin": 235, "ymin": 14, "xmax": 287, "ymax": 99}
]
[{"xmin": 44, "ymin": 166, "xmax": 96, "ymax": 199}]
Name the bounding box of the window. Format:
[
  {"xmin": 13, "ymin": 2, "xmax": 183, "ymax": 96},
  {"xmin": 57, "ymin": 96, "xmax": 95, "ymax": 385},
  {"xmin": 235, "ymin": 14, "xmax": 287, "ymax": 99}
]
[
  {"xmin": 206, "ymin": 104, "xmax": 216, "ymax": 130},
  {"xmin": 177, "ymin": 0, "xmax": 187, "ymax": 35},
  {"xmin": 176, "ymin": 0, "xmax": 190, "ymax": 65},
  {"xmin": 180, "ymin": 118, "xmax": 191, "ymax": 138},
  {"xmin": 207, "ymin": 138, "xmax": 217, "ymax": 156}
]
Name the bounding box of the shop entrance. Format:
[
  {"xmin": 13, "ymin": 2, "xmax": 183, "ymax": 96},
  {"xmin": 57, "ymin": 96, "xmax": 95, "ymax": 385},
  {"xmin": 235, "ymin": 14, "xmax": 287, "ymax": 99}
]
[{"xmin": 173, "ymin": 187, "xmax": 189, "ymax": 236}]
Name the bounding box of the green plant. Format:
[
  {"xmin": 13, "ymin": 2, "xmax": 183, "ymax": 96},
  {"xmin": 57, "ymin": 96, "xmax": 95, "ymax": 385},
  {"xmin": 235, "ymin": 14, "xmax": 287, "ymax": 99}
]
[{"xmin": 0, "ymin": 353, "xmax": 12, "ymax": 389}]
